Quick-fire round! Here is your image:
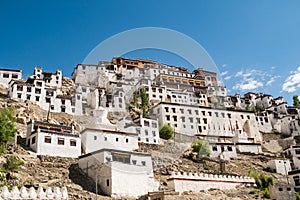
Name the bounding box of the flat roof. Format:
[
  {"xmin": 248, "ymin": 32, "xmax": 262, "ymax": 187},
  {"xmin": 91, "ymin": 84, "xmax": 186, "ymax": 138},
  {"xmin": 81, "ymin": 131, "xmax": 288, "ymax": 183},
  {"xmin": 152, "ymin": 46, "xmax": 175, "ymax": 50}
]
[
  {"xmin": 0, "ymin": 68, "xmax": 22, "ymax": 72},
  {"xmin": 79, "ymin": 148, "xmax": 151, "ymax": 159},
  {"xmin": 81, "ymin": 127, "xmax": 138, "ymax": 136}
]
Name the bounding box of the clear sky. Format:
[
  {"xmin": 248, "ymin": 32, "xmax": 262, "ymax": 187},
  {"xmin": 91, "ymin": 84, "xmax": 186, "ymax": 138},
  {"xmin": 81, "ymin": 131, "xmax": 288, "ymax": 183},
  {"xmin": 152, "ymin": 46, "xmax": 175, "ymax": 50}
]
[{"xmin": 1, "ymin": 0, "xmax": 300, "ymax": 104}]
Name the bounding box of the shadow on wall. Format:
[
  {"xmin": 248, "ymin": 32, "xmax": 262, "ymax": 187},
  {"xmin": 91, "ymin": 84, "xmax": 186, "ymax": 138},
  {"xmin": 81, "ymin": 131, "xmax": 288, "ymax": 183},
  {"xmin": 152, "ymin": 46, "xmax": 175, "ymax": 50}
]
[{"xmin": 68, "ymin": 164, "xmax": 98, "ymax": 194}]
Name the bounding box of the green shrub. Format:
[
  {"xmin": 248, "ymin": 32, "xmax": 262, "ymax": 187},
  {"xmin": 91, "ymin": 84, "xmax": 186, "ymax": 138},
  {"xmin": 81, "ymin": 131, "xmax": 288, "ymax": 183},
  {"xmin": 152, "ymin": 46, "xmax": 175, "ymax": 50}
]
[
  {"xmin": 159, "ymin": 124, "xmax": 174, "ymax": 140},
  {"xmin": 191, "ymin": 139, "xmax": 211, "ymax": 156}
]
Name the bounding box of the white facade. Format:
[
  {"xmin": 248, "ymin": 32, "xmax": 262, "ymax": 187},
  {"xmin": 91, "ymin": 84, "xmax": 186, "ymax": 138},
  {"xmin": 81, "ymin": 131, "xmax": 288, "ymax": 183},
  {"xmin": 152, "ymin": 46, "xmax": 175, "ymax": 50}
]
[
  {"xmin": 9, "ymin": 79, "xmax": 73, "ymax": 114},
  {"xmin": 288, "ymin": 169, "xmax": 300, "ymax": 191},
  {"xmin": 81, "ymin": 128, "xmax": 138, "ymax": 154},
  {"xmin": 80, "ymin": 108, "xmax": 139, "ymax": 153},
  {"xmin": 26, "ymin": 120, "xmax": 81, "ymax": 158},
  {"xmin": 0, "ymin": 69, "xmax": 22, "ymax": 87},
  {"xmin": 134, "ymin": 117, "xmax": 160, "ymax": 144},
  {"xmin": 78, "ymin": 149, "xmax": 159, "ymax": 198},
  {"xmin": 269, "ymin": 160, "xmax": 291, "ymax": 175},
  {"xmin": 167, "ymin": 172, "xmax": 255, "ymax": 194},
  {"xmin": 209, "ymin": 143, "xmax": 237, "ymax": 160},
  {"xmin": 8, "ymin": 67, "xmax": 73, "ymax": 114},
  {"xmin": 150, "ymin": 102, "xmax": 262, "ymax": 143}
]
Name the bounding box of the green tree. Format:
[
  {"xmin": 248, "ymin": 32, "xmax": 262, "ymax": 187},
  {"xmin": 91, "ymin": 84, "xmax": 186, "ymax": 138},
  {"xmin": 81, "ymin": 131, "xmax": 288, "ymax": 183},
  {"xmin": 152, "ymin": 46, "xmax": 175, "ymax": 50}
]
[
  {"xmin": 248, "ymin": 167, "xmax": 274, "ymax": 199},
  {"xmin": 140, "ymin": 87, "xmax": 149, "ymax": 117},
  {"xmin": 2, "ymin": 155, "xmax": 24, "ymax": 173},
  {"xmin": 0, "ymin": 107, "xmax": 16, "ymax": 155},
  {"xmin": 293, "ymin": 95, "xmax": 300, "ymax": 108},
  {"xmin": 159, "ymin": 124, "xmax": 174, "ymax": 140},
  {"xmin": 245, "ymin": 104, "xmax": 256, "ymax": 112},
  {"xmin": 191, "ymin": 139, "xmax": 211, "ymax": 156}
]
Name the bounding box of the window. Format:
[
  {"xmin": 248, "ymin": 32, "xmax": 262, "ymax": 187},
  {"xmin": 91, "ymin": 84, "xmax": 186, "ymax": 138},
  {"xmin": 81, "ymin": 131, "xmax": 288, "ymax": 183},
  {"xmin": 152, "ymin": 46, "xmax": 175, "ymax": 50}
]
[
  {"xmin": 152, "ymin": 131, "xmax": 156, "ymax": 136},
  {"xmin": 12, "ymin": 74, "xmax": 18, "ymax": 79},
  {"xmin": 203, "ymin": 118, "xmax": 207, "ymax": 124},
  {"xmin": 201, "ymin": 111, "xmax": 206, "ymax": 116},
  {"xmin": 61, "ymin": 99, "xmax": 65, "ymax": 105},
  {"xmin": 116, "ymin": 138, "xmax": 119, "ymax": 142},
  {"xmin": 61, "ymin": 106, "xmax": 66, "ymax": 113},
  {"xmin": 180, "ymin": 108, "xmax": 184, "ymax": 114},
  {"xmin": 181, "ymin": 117, "xmax": 185, "ymax": 122},
  {"xmin": 17, "ymin": 93, "xmax": 22, "ymax": 98},
  {"xmin": 295, "ymin": 149, "xmax": 300, "ymax": 154},
  {"xmin": 152, "ymin": 122, "xmax": 157, "ymax": 128},
  {"xmin": 106, "ymin": 179, "xmax": 109, "ymax": 187},
  {"xmin": 3, "ymin": 73, "xmax": 9, "ymax": 78},
  {"xmin": 35, "ymin": 88, "xmax": 41, "ymax": 94},
  {"xmin": 104, "ymin": 137, "xmax": 107, "ymax": 141},
  {"xmin": 278, "ymin": 188, "xmax": 283, "ymax": 191},
  {"xmin": 141, "ymin": 161, "xmax": 146, "ymax": 166},
  {"xmin": 94, "ymin": 136, "xmax": 97, "ymax": 140},
  {"xmin": 208, "ymin": 112, "xmax": 212, "ymax": 116},
  {"xmin": 46, "ymin": 97, "xmax": 51, "ymax": 103},
  {"xmin": 173, "ymin": 116, "xmax": 177, "ymax": 121},
  {"xmin": 144, "ymin": 120, "xmax": 149, "ymax": 127},
  {"xmin": 241, "ymin": 115, "xmax": 244, "ymax": 119},
  {"xmin": 146, "ymin": 138, "xmax": 149, "ymax": 142},
  {"xmin": 36, "ymin": 81, "xmax": 42, "ymax": 87},
  {"xmin": 35, "ymin": 96, "xmax": 40, "ymax": 101},
  {"xmin": 27, "ymin": 87, "xmax": 32, "ymax": 92},
  {"xmin": 58, "ymin": 138, "xmax": 65, "ymax": 145},
  {"xmin": 228, "ymin": 146, "xmax": 233, "ymax": 151},
  {"xmin": 294, "ymin": 176, "xmax": 300, "ymax": 186},
  {"xmin": 17, "ymin": 85, "xmax": 23, "ymax": 91},
  {"xmin": 44, "ymin": 136, "xmax": 51, "ymax": 143},
  {"xmin": 77, "ymin": 95, "xmax": 81, "ymax": 100},
  {"xmin": 126, "ymin": 138, "xmax": 129, "ymax": 143},
  {"xmin": 31, "ymin": 136, "xmax": 36, "ymax": 144},
  {"xmin": 166, "ymin": 115, "xmax": 170, "ymax": 121},
  {"xmin": 189, "ymin": 117, "xmax": 193, "ymax": 123},
  {"xmin": 70, "ymin": 140, "xmax": 77, "ymax": 146},
  {"xmin": 287, "ymin": 187, "xmax": 291, "ymax": 191},
  {"xmin": 145, "ymin": 130, "xmax": 148, "ymax": 136},
  {"xmin": 132, "ymin": 160, "xmax": 137, "ymax": 165},
  {"xmin": 213, "ymin": 146, "xmax": 218, "ymax": 151},
  {"xmin": 171, "ymin": 108, "xmax": 176, "ymax": 113},
  {"xmin": 46, "ymin": 90, "xmax": 53, "ymax": 96},
  {"xmin": 26, "ymin": 95, "xmax": 31, "ymax": 100}
]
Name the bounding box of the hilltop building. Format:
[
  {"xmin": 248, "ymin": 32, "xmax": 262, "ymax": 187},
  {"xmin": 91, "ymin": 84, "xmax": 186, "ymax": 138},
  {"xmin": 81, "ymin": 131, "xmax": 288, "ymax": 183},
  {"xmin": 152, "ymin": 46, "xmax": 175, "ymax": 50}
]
[
  {"xmin": 0, "ymin": 68, "xmax": 22, "ymax": 87},
  {"xmin": 9, "ymin": 67, "xmax": 74, "ymax": 114}
]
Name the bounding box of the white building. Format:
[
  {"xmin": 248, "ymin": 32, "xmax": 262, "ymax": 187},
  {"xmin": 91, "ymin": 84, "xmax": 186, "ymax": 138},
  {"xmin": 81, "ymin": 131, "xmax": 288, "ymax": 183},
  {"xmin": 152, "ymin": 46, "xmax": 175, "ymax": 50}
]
[
  {"xmin": 288, "ymin": 169, "xmax": 300, "ymax": 192},
  {"xmin": 269, "ymin": 160, "xmax": 291, "ymax": 175},
  {"xmin": 167, "ymin": 172, "xmax": 255, "ymax": 194},
  {"xmin": 134, "ymin": 116, "xmax": 160, "ymax": 144},
  {"xmin": 80, "ymin": 109, "xmax": 139, "ymax": 154},
  {"xmin": 26, "ymin": 120, "xmax": 81, "ymax": 158},
  {"xmin": 0, "ymin": 68, "xmax": 22, "ymax": 87},
  {"xmin": 8, "ymin": 67, "xmax": 73, "ymax": 114},
  {"xmin": 150, "ymin": 102, "xmax": 262, "ymax": 143},
  {"xmin": 78, "ymin": 148, "xmax": 159, "ymax": 198}
]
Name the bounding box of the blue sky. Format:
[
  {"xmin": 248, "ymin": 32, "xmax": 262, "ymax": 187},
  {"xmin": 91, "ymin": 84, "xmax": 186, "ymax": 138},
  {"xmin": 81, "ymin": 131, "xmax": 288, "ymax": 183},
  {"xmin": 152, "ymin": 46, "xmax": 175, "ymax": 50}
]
[{"xmin": 1, "ymin": 1, "xmax": 300, "ymax": 104}]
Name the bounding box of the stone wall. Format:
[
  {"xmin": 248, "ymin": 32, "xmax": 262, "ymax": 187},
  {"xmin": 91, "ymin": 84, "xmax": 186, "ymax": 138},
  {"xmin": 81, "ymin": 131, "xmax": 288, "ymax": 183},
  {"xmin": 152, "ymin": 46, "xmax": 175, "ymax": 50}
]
[
  {"xmin": 0, "ymin": 186, "xmax": 68, "ymax": 199},
  {"xmin": 167, "ymin": 172, "xmax": 255, "ymax": 194}
]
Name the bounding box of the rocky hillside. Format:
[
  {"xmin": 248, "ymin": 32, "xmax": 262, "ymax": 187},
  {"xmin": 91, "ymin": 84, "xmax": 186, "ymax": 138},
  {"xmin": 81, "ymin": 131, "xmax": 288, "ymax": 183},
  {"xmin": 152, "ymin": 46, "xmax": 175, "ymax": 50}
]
[{"xmin": 0, "ymin": 90, "xmax": 295, "ymax": 199}]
